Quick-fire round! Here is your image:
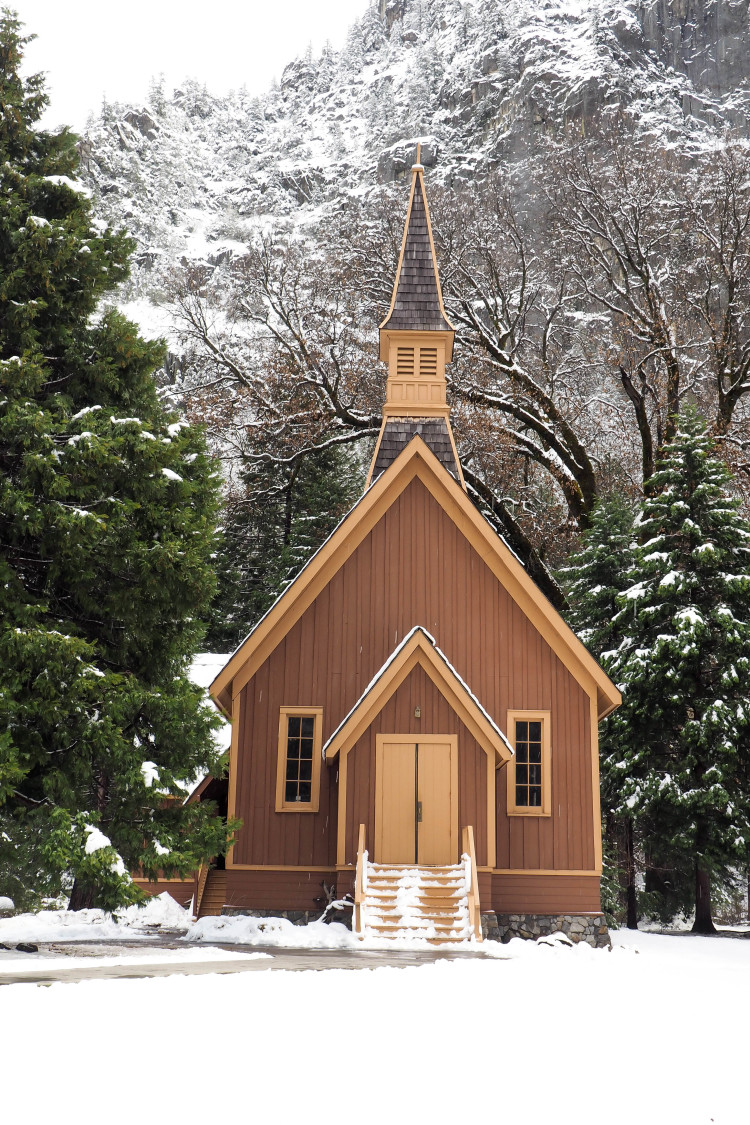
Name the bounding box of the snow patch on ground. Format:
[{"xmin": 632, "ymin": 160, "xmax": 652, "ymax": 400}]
[
  {"xmin": 1, "ymin": 929, "xmax": 748, "ymax": 1124},
  {"xmin": 0, "ymin": 891, "xmax": 191, "ymax": 944}
]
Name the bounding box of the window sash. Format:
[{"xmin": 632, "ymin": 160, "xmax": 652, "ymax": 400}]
[
  {"xmin": 506, "ymin": 711, "xmax": 551, "ymax": 817},
  {"xmin": 276, "ymin": 707, "xmax": 323, "ymax": 813}
]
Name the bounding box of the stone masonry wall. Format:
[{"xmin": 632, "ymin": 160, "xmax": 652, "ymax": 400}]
[{"xmin": 482, "ymin": 911, "xmax": 611, "ymax": 949}]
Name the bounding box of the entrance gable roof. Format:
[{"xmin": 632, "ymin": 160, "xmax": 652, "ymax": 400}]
[
  {"xmin": 322, "ymin": 626, "xmax": 513, "ymax": 764},
  {"xmin": 210, "ymin": 436, "xmax": 621, "ymax": 720}
]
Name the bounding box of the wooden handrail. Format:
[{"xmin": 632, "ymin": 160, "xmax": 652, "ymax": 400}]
[
  {"xmin": 354, "ymin": 823, "xmax": 367, "ymax": 938},
  {"xmin": 461, "ymin": 825, "xmax": 483, "ymax": 942},
  {"xmin": 194, "ymin": 861, "xmax": 211, "ymax": 920}
]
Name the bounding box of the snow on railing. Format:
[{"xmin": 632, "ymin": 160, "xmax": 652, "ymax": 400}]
[
  {"xmin": 354, "ymin": 824, "xmax": 368, "ymax": 937},
  {"xmin": 461, "ymin": 825, "xmax": 482, "ymax": 942}
]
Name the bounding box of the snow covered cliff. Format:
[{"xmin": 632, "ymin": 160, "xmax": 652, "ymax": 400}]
[{"xmin": 78, "ymin": 0, "xmax": 750, "ymax": 313}]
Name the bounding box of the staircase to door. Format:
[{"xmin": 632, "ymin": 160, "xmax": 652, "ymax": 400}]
[
  {"xmin": 195, "ymin": 867, "xmax": 226, "ymax": 919},
  {"xmin": 354, "ymin": 824, "xmax": 482, "ymax": 943}
]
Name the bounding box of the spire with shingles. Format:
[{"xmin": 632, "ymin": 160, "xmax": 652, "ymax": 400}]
[
  {"xmin": 369, "ymin": 146, "xmax": 464, "ymax": 490},
  {"xmin": 380, "ymin": 147, "xmax": 453, "ymax": 335}
]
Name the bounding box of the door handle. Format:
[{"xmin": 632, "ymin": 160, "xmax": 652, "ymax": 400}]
[{"xmin": 417, "ymin": 801, "xmax": 423, "ymax": 823}]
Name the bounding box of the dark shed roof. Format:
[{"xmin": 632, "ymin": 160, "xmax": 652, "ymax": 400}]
[
  {"xmin": 371, "ymin": 418, "xmax": 459, "ymax": 482},
  {"xmin": 381, "ymin": 174, "xmax": 452, "ymax": 334}
]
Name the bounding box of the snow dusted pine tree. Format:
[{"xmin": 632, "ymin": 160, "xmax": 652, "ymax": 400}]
[
  {"xmin": 560, "ymin": 496, "xmax": 639, "ymax": 926},
  {"xmin": 602, "ymin": 408, "xmax": 750, "ymax": 933},
  {"xmin": 0, "ymin": 14, "xmax": 230, "ymax": 910},
  {"xmin": 562, "ymin": 495, "xmax": 635, "ymax": 659}
]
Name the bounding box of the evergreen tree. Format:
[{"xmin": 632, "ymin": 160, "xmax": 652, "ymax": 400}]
[
  {"xmin": 603, "ymin": 408, "xmax": 750, "ymax": 933},
  {"xmin": 560, "ymin": 495, "xmax": 639, "ymax": 927},
  {"xmin": 206, "ymin": 445, "xmax": 362, "ymax": 650},
  {"xmin": 561, "ymin": 495, "xmax": 635, "ymax": 658},
  {"xmin": 0, "ymin": 12, "xmax": 229, "ymax": 910}
]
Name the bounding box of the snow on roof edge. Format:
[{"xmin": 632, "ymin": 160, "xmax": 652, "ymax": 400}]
[{"xmin": 321, "ymin": 625, "xmax": 513, "ymax": 757}]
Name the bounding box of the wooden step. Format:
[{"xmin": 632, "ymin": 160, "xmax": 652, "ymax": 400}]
[
  {"xmin": 198, "ymin": 870, "xmax": 227, "ymax": 918},
  {"xmin": 367, "ymin": 878, "xmax": 464, "ymax": 886},
  {"xmin": 369, "ymin": 863, "xmax": 463, "ymax": 871},
  {"xmin": 369, "ymin": 906, "xmax": 467, "ymax": 919},
  {"xmin": 367, "ymin": 869, "xmax": 464, "ymax": 880},
  {"xmin": 361, "ymin": 861, "xmax": 474, "ymax": 945},
  {"xmin": 366, "ymin": 881, "xmax": 465, "ymax": 895},
  {"xmin": 367, "ymin": 923, "xmax": 470, "ymax": 938},
  {"xmin": 367, "ymin": 898, "xmax": 465, "ymax": 913}
]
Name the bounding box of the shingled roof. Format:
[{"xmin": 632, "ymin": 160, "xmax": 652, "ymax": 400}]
[
  {"xmin": 380, "ymin": 171, "xmax": 453, "ymax": 334},
  {"xmin": 371, "ymin": 418, "xmax": 460, "ymax": 482}
]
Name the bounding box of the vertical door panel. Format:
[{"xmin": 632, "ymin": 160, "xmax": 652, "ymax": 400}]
[
  {"xmin": 377, "ymin": 742, "xmax": 416, "ymax": 864},
  {"xmin": 418, "ymin": 741, "xmax": 455, "ymax": 865}
]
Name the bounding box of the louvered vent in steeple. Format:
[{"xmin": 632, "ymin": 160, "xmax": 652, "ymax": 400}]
[{"xmin": 397, "ymin": 346, "xmax": 415, "ymax": 378}]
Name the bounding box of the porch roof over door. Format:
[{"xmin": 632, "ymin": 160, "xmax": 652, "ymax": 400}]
[{"xmin": 322, "ymin": 626, "xmax": 513, "ymax": 765}]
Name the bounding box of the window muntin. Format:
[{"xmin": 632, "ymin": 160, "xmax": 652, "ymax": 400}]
[
  {"xmin": 285, "ymin": 715, "xmax": 315, "ymax": 803},
  {"xmin": 276, "ymin": 707, "xmax": 323, "ymax": 813},
  {"xmin": 506, "ymin": 711, "xmax": 551, "ymax": 817},
  {"xmin": 514, "ymin": 720, "xmax": 543, "ymax": 808}
]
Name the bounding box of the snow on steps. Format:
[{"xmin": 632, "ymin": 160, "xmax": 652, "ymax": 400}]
[{"xmin": 359, "ymin": 860, "xmax": 477, "ymax": 944}]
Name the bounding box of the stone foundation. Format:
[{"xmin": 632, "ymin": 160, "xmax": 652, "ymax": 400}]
[
  {"xmin": 482, "ymin": 911, "xmax": 610, "ymax": 949},
  {"xmin": 220, "ymin": 907, "xmax": 609, "ymax": 947}
]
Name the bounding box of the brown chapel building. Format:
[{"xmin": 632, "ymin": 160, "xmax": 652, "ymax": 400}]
[{"xmin": 197, "ymin": 154, "xmax": 621, "ymax": 943}]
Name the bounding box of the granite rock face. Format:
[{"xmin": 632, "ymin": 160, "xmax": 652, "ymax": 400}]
[{"xmin": 81, "ymin": 0, "xmax": 750, "ymax": 305}]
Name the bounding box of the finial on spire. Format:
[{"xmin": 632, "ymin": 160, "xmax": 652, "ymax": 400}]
[{"xmin": 412, "ymin": 142, "xmax": 423, "ymax": 171}]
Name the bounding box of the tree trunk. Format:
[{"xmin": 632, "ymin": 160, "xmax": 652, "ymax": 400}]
[
  {"xmin": 692, "ymin": 867, "xmax": 716, "ymax": 934},
  {"xmin": 68, "ymin": 878, "xmax": 98, "ymax": 912},
  {"xmin": 625, "ymin": 818, "xmax": 638, "ymax": 929}
]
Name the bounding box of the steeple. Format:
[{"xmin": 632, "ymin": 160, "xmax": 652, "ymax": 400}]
[{"xmin": 368, "ymin": 147, "xmax": 464, "ymax": 488}]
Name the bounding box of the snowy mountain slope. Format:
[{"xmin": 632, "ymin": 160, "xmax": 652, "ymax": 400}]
[{"xmin": 79, "ymin": 0, "xmax": 750, "ymax": 317}]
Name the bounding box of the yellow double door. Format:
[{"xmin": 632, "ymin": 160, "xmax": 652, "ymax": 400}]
[{"xmin": 375, "ymin": 735, "xmax": 458, "ymax": 865}]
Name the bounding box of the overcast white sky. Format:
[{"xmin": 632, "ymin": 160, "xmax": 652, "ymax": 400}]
[{"xmin": 12, "ymin": 0, "xmax": 373, "ymax": 131}]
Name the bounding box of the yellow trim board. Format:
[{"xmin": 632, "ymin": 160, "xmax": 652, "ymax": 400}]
[
  {"xmin": 225, "ymin": 689, "xmax": 241, "ymax": 868},
  {"xmin": 225, "ymin": 864, "xmax": 337, "ymax": 872},
  {"xmin": 506, "ymin": 710, "xmax": 552, "ymax": 818},
  {"xmin": 210, "ymin": 437, "xmax": 620, "ymax": 721},
  {"xmin": 492, "ymin": 869, "xmax": 601, "ymax": 877},
  {"xmin": 274, "ymin": 706, "xmax": 323, "ymax": 813},
  {"xmin": 590, "ymin": 695, "xmax": 603, "ymax": 873}
]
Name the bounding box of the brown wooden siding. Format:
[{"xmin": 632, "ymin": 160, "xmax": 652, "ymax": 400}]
[
  {"xmin": 233, "ymin": 477, "xmax": 594, "ymax": 877},
  {"xmin": 491, "ymin": 874, "xmax": 601, "ymax": 914},
  {"xmin": 217, "ymin": 872, "xmax": 600, "ymax": 916},
  {"xmin": 224, "ymin": 869, "xmax": 336, "ymax": 913}
]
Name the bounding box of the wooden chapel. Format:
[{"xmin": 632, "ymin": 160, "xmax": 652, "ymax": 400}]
[{"xmin": 159, "ymin": 151, "xmax": 621, "ymax": 943}]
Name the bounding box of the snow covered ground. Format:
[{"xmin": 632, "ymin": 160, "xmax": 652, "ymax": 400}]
[{"xmin": 0, "ymin": 909, "xmax": 747, "ymax": 1125}]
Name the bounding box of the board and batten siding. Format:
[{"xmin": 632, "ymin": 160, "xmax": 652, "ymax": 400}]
[{"xmin": 231, "ymin": 477, "xmax": 596, "ymax": 888}]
